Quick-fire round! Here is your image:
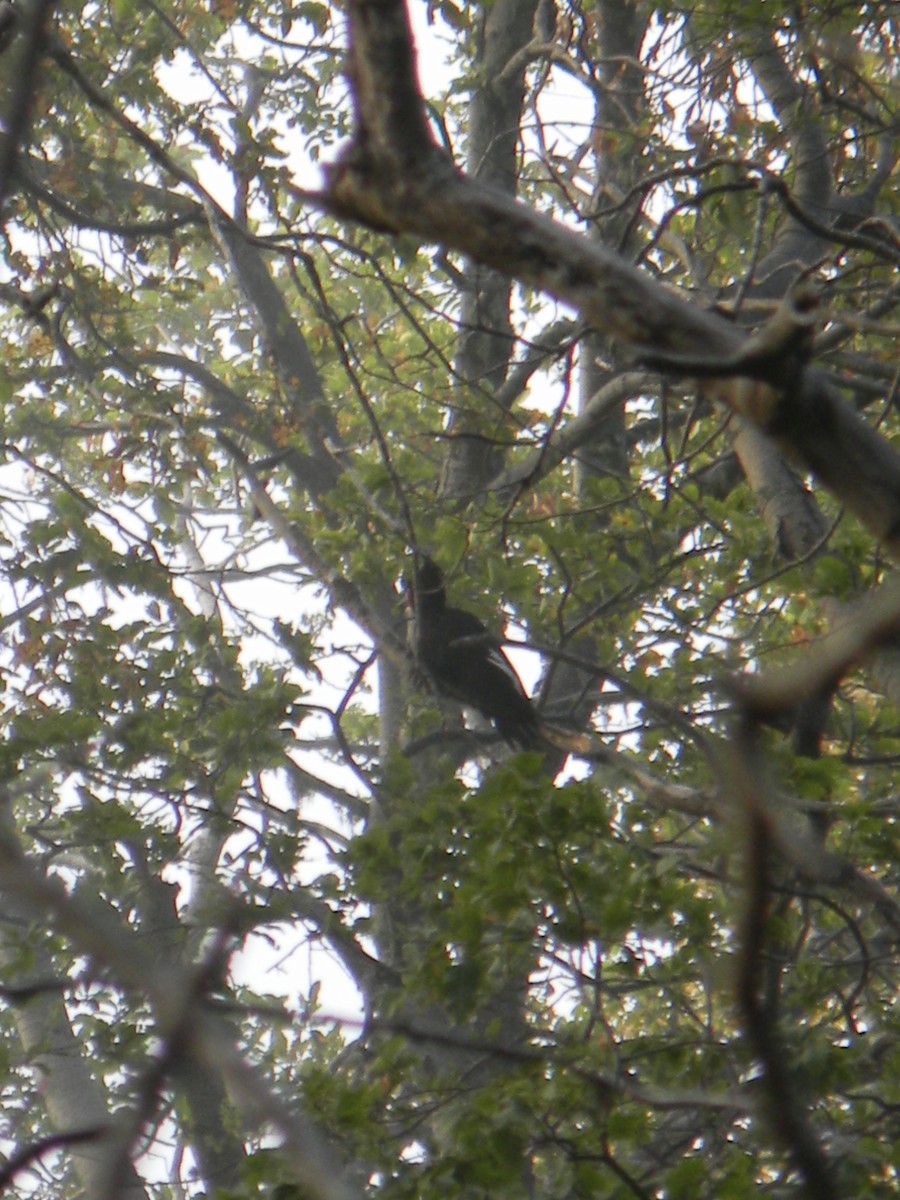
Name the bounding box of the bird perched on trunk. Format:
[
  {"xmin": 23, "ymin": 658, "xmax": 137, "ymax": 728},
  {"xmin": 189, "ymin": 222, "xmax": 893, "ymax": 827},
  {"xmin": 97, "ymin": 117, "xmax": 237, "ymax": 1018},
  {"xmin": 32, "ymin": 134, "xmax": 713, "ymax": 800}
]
[{"xmin": 408, "ymin": 557, "xmax": 542, "ymax": 750}]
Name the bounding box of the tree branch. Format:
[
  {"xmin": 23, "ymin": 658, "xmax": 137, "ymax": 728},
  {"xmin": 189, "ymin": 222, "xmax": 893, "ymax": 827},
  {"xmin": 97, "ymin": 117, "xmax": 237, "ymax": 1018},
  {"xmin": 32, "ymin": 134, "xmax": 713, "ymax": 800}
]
[
  {"xmin": 0, "ymin": 811, "xmax": 365, "ymax": 1200},
  {"xmin": 0, "ymin": 0, "xmax": 55, "ymax": 210},
  {"xmin": 326, "ymin": 0, "xmax": 900, "ymax": 557}
]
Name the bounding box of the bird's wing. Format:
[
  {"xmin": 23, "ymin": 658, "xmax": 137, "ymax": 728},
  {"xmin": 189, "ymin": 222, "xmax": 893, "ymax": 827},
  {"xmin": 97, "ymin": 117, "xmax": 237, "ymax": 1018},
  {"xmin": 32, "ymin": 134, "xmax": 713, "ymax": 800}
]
[{"xmin": 442, "ymin": 611, "xmax": 528, "ymax": 697}]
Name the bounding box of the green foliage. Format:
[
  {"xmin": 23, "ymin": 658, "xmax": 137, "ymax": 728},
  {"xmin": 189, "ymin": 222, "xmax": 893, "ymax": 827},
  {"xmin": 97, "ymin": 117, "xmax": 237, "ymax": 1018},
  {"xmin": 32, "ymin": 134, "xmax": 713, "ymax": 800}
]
[{"xmin": 0, "ymin": 1, "xmax": 897, "ymax": 1198}]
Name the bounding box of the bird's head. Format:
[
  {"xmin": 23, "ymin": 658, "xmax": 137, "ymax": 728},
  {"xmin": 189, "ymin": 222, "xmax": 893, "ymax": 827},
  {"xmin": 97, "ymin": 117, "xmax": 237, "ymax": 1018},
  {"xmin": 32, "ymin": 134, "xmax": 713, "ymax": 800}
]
[{"xmin": 403, "ymin": 556, "xmax": 446, "ymax": 613}]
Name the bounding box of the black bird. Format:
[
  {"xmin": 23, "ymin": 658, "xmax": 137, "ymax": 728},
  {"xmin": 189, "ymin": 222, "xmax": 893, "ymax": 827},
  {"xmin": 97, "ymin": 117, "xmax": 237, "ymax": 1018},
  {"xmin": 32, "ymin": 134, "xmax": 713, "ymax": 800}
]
[{"xmin": 409, "ymin": 558, "xmax": 542, "ymax": 750}]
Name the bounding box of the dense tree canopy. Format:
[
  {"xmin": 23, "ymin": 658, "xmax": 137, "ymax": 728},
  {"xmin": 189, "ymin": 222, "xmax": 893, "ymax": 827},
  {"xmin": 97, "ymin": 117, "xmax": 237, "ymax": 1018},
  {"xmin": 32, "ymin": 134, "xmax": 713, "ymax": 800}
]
[{"xmin": 0, "ymin": 0, "xmax": 898, "ymax": 1196}]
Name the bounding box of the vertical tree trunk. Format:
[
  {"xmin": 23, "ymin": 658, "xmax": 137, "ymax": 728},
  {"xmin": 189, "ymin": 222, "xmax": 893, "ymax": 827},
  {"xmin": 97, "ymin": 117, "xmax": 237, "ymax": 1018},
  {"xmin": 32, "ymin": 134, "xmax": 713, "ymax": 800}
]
[{"xmin": 439, "ymin": 0, "xmax": 540, "ymax": 499}]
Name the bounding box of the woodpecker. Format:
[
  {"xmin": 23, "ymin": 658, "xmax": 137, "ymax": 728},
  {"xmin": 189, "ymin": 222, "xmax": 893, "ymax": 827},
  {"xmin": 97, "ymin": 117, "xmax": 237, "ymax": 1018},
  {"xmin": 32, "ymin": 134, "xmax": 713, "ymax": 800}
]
[{"xmin": 408, "ymin": 558, "xmax": 542, "ymax": 750}]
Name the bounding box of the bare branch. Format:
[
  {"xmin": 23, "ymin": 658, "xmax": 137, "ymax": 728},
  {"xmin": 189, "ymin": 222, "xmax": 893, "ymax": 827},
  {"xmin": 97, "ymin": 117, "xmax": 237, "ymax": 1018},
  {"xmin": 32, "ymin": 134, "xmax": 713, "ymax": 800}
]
[
  {"xmin": 326, "ymin": 0, "xmax": 900, "ymax": 557},
  {"xmin": 0, "ymin": 0, "xmax": 55, "ymax": 210},
  {"xmin": 731, "ymin": 725, "xmax": 839, "ymax": 1200},
  {"xmin": 0, "ymin": 808, "xmax": 365, "ymax": 1200}
]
